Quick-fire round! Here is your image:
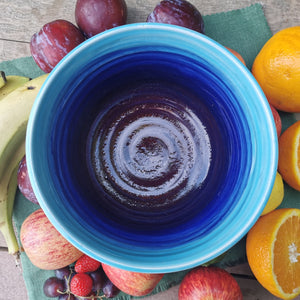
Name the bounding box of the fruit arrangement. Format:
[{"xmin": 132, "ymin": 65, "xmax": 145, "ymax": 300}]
[
  {"xmin": 1, "ymin": 0, "xmax": 300, "ymax": 299},
  {"xmin": 29, "ymin": 0, "xmax": 205, "ymax": 73},
  {"xmin": 43, "ymin": 255, "xmax": 121, "ymax": 299},
  {"xmin": 244, "ymin": 25, "xmax": 300, "ymax": 299},
  {"xmin": 0, "ymin": 73, "xmax": 48, "ymax": 256}
]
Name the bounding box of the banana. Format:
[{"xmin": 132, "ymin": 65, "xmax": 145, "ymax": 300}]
[
  {"xmin": 0, "ymin": 73, "xmax": 48, "ymax": 255},
  {"xmin": 0, "ymin": 72, "xmax": 30, "ymax": 101},
  {"xmin": 0, "ymin": 71, "xmax": 7, "ymax": 89},
  {"xmin": 0, "ymin": 164, "xmax": 20, "ymax": 255}
]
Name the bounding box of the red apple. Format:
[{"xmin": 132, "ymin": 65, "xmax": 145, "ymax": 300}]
[
  {"xmin": 20, "ymin": 208, "xmax": 83, "ymax": 270},
  {"xmin": 30, "ymin": 19, "xmax": 86, "ymax": 73},
  {"xmin": 17, "ymin": 155, "xmax": 39, "ymax": 205},
  {"xmin": 102, "ymin": 263, "xmax": 164, "ymax": 296},
  {"xmin": 75, "ymin": 0, "xmax": 127, "ymax": 38},
  {"xmin": 178, "ymin": 266, "xmax": 243, "ymax": 300},
  {"xmin": 269, "ymin": 103, "xmax": 282, "ymax": 138}
]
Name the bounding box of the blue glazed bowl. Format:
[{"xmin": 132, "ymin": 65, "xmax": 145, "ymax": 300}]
[{"xmin": 26, "ymin": 23, "xmax": 277, "ymax": 273}]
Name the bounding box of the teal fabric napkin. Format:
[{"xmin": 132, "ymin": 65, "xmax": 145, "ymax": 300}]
[{"xmin": 1, "ymin": 3, "xmax": 299, "ymax": 299}]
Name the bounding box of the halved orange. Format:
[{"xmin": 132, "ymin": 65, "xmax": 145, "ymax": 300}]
[
  {"xmin": 246, "ymin": 208, "xmax": 300, "ymax": 299},
  {"xmin": 278, "ymin": 120, "xmax": 300, "ymax": 191}
]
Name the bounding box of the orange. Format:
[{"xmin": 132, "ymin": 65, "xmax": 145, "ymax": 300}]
[
  {"xmin": 252, "ymin": 26, "xmax": 300, "ymax": 112},
  {"xmin": 278, "ymin": 120, "xmax": 300, "ymax": 191},
  {"xmin": 246, "ymin": 208, "xmax": 300, "ymax": 299},
  {"xmin": 225, "ymin": 46, "xmax": 246, "ymax": 65}
]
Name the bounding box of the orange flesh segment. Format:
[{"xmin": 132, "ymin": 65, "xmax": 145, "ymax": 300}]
[{"xmin": 273, "ymin": 215, "xmax": 300, "ymax": 294}]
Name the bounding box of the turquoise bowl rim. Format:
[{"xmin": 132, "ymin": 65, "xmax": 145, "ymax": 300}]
[{"xmin": 26, "ymin": 23, "xmax": 278, "ymax": 273}]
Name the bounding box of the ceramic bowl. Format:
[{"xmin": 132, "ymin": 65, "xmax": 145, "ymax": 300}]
[{"xmin": 26, "ymin": 23, "xmax": 277, "ymax": 273}]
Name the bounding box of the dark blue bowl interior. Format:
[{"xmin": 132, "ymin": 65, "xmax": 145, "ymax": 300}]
[{"xmin": 49, "ymin": 48, "xmax": 249, "ymax": 248}]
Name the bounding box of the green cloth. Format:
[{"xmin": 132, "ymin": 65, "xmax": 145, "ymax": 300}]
[{"xmin": 1, "ymin": 3, "xmax": 299, "ymax": 299}]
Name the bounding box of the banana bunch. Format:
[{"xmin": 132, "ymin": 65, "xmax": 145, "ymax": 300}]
[
  {"xmin": 0, "ymin": 72, "xmax": 31, "ymax": 100},
  {"xmin": 0, "ymin": 72, "xmax": 48, "ymax": 256}
]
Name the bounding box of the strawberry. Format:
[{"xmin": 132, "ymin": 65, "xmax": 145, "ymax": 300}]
[
  {"xmin": 70, "ymin": 273, "xmax": 93, "ymax": 297},
  {"xmin": 75, "ymin": 254, "xmax": 101, "ymax": 273}
]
